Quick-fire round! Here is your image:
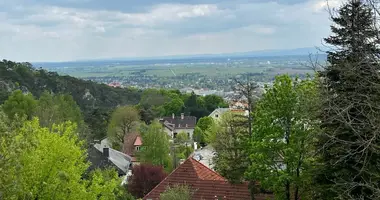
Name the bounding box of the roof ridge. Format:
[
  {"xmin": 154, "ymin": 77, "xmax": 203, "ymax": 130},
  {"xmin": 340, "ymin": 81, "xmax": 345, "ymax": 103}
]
[
  {"xmin": 189, "ymin": 157, "xmax": 226, "ymax": 181},
  {"xmin": 143, "ymin": 158, "xmax": 195, "ymax": 198}
]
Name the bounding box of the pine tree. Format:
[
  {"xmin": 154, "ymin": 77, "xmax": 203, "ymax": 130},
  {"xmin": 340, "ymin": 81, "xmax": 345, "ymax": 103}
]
[{"xmin": 315, "ymin": 0, "xmax": 380, "ymax": 199}]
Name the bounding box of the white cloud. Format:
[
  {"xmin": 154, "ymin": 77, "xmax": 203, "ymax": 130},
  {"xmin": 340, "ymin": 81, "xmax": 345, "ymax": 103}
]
[
  {"xmin": 0, "ymin": 0, "xmax": 335, "ymax": 62},
  {"xmin": 312, "ymin": 0, "xmax": 344, "ymax": 13}
]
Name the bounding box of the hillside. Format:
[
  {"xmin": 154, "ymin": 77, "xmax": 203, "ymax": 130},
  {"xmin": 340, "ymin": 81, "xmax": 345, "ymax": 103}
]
[
  {"xmin": 0, "ymin": 60, "xmax": 141, "ymax": 108},
  {"xmin": 0, "ymin": 60, "xmax": 142, "ymax": 139}
]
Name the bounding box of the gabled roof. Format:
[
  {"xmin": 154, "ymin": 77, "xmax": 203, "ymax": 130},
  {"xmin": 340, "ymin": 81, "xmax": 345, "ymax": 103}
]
[
  {"xmin": 134, "ymin": 136, "xmax": 142, "ymax": 146},
  {"xmin": 86, "ymin": 146, "xmax": 126, "ymax": 176},
  {"xmin": 209, "ymin": 108, "xmax": 229, "ymax": 117},
  {"xmin": 143, "ymin": 157, "xmax": 273, "ymax": 200},
  {"xmin": 160, "ymin": 115, "xmax": 196, "ymax": 129},
  {"xmin": 94, "ymin": 143, "xmax": 132, "ymax": 174}
]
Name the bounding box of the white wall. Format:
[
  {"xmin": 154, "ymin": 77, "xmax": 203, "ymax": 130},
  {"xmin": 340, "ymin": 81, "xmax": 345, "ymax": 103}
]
[{"xmin": 163, "ymin": 127, "xmax": 194, "ymax": 140}]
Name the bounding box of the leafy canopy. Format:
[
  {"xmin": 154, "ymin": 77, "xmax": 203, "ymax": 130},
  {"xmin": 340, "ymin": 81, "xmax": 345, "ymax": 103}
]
[{"xmin": 246, "ymin": 75, "xmax": 318, "ymax": 200}]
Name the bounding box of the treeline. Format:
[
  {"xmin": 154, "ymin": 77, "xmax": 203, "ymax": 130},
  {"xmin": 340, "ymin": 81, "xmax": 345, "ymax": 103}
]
[{"xmin": 0, "ymin": 60, "xmax": 228, "ymax": 141}]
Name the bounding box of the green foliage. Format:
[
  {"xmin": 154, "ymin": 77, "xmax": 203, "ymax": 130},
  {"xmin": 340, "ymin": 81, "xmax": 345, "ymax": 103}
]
[
  {"xmin": 108, "ymin": 106, "xmax": 140, "ymax": 149},
  {"xmin": 86, "ymin": 169, "xmax": 126, "ymax": 200},
  {"xmin": 138, "ymin": 89, "xmax": 185, "ymax": 123},
  {"xmin": 196, "ymin": 116, "xmax": 214, "ymax": 131},
  {"xmin": 193, "ymin": 126, "xmax": 204, "ymax": 145},
  {"xmin": 0, "ymin": 60, "xmax": 141, "ymax": 139},
  {"xmin": 246, "ymin": 75, "xmax": 318, "ymax": 200},
  {"xmin": 0, "ymin": 116, "xmax": 128, "ymax": 199},
  {"xmin": 175, "ymin": 131, "xmax": 189, "ymax": 144},
  {"xmin": 194, "ymin": 116, "xmax": 214, "ymax": 145},
  {"xmin": 159, "ymin": 184, "xmax": 193, "ymax": 200},
  {"xmin": 203, "ymin": 95, "xmax": 228, "ymax": 112},
  {"xmin": 2, "ymin": 90, "xmax": 37, "ymax": 120},
  {"xmin": 84, "ymin": 108, "xmax": 111, "ymax": 141},
  {"xmin": 35, "ymin": 91, "xmax": 84, "ymax": 129},
  {"xmin": 315, "ymin": 1, "xmax": 380, "ymax": 199},
  {"xmin": 139, "ymin": 120, "xmax": 171, "ymax": 172},
  {"xmin": 212, "ymin": 111, "xmax": 250, "ymax": 183},
  {"xmin": 204, "ymin": 121, "xmax": 218, "ymax": 145}
]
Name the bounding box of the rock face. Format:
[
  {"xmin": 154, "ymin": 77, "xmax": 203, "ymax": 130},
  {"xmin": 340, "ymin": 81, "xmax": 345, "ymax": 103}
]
[
  {"xmin": 83, "ymin": 89, "xmax": 95, "ymax": 101},
  {"xmin": 0, "ymin": 81, "xmax": 15, "ymax": 92}
]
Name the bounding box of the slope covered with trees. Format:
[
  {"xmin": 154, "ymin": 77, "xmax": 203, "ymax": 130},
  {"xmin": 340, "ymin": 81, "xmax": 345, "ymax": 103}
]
[{"xmin": 0, "ymin": 60, "xmax": 142, "ymax": 139}]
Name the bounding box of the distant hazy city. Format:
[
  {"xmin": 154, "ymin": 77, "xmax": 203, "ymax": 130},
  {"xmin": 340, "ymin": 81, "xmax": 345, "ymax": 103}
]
[{"xmin": 34, "ymin": 51, "xmax": 326, "ymax": 99}]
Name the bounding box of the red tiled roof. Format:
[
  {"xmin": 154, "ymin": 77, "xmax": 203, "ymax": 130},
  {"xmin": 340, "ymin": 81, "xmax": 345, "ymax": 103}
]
[
  {"xmin": 134, "ymin": 136, "xmax": 142, "ymax": 146},
  {"xmin": 143, "ymin": 157, "xmax": 273, "ymax": 200}
]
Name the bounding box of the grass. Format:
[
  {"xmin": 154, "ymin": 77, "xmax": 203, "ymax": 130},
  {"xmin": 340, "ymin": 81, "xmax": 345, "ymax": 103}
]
[{"xmin": 55, "ymin": 63, "xmax": 308, "ymax": 78}]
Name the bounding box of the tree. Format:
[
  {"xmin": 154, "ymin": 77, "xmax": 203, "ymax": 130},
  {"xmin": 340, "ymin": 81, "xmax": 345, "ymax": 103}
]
[
  {"xmin": 197, "ymin": 116, "xmax": 214, "ymax": 132},
  {"xmin": 86, "ymin": 169, "xmax": 128, "ymax": 200},
  {"xmin": 233, "ymin": 74, "xmax": 260, "ymax": 137},
  {"xmin": 174, "ymin": 131, "xmax": 189, "ymax": 144},
  {"xmin": 84, "ymin": 107, "xmax": 111, "ymax": 141},
  {"xmin": 203, "ymin": 94, "xmax": 228, "ymax": 112},
  {"xmin": 139, "ymin": 120, "xmax": 171, "ymax": 171},
  {"xmin": 2, "ymin": 89, "xmax": 37, "ymax": 120},
  {"xmin": 35, "ymin": 91, "xmax": 84, "ymax": 130},
  {"xmin": 163, "ymin": 95, "xmax": 184, "ymax": 116},
  {"xmin": 315, "ymin": 1, "xmax": 380, "ymax": 199},
  {"xmin": 108, "ymin": 106, "xmax": 140, "ymax": 149},
  {"xmin": 126, "ymin": 164, "xmax": 167, "ymax": 198},
  {"xmin": 160, "ymin": 184, "xmax": 193, "ymax": 200},
  {"xmin": 0, "ymin": 118, "xmax": 126, "ymax": 199},
  {"xmin": 246, "ymin": 75, "xmax": 318, "ymax": 200},
  {"xmin": 212, "ymin": 111, "xmax": 250, "ymax": 183},
  {"xmin": 193, "ymin": 126, "xmax": 205, "ymax": 145},
  {"xmin": 194, "ymin": 116, "xmax": 214, "ymax": 146}
]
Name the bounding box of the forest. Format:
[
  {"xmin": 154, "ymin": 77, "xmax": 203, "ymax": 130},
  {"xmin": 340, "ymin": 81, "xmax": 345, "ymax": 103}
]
[{"xmin": 1, "ymin": 0, "xmax": 380, "ymax": 200}]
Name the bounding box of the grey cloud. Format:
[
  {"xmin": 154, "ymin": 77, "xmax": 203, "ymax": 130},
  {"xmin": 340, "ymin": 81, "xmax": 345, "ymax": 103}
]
[
  {"xmin": 0, "ymin": 0, "xmax": 333, "ymax": 61},
  {"xmin": 18, "ymin": 0, "xmax": 309, "ymax": 13}
]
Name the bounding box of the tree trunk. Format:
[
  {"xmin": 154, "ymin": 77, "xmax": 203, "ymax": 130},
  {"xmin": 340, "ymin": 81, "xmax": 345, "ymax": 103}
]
[
  {"xmin": 248, "ymin": 180, "xmax": 256, "ymax": 200},
  {"xmin": 286, "ymin": 181, "xmax": 291, "ymax": 200}
]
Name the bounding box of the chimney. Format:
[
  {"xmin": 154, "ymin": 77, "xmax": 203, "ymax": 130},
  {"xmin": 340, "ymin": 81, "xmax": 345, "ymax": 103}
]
[
  {"xmin": 103, "ymin": 147, "xmax": 109, "ymax": 157},
  {"xmin": 172, "ymin": 113, "xmax": 175, "ymax": 119},
  {"xmin": 181, "ymin": 113, "xmax": 184, "ymax": 120}
]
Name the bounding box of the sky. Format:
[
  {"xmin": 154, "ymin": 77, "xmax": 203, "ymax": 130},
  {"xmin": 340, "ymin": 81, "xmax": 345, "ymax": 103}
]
[{"xmin": 0, "ymin": 0, "xmax": 343, "ymax": 62}]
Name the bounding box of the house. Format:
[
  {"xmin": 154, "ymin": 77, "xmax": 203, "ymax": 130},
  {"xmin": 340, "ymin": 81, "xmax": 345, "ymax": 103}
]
[
  {"xmin": 87, "ymin": 143, "xmax": 132, "ymax": 177},
  {"xmin": 208, "ymin": 108, "xmax": 230, "ymax": 120},
  {"xmin": 160, "ymin": 113, "xmax": 196, "ymax": 140},
  {"xmin": 229, "ymin": 100, "xmax": 249, "ymax": 110},
  {"xmin": 123, "ymin": 133, "xmax": 143, "ymax": 165},
  {"xmin": 209, "ymin": 108, "xmax": 249, "ymax": 121},
  {"xmin": 87, "ymin": 146, "xmax": 126, "ymax": 176},
  {"xmin": 192, "ymin": 145, "xmax": 216, "ymax": 170},
  {"xmin": 143, "ymin": 157, "xmax": 273, "ymax": 200}
]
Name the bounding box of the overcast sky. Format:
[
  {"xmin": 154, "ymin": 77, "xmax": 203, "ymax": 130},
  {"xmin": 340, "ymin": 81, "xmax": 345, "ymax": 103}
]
[{"xmin": 0, "ymin": 0, "xmax": 343, "ymax": 62}]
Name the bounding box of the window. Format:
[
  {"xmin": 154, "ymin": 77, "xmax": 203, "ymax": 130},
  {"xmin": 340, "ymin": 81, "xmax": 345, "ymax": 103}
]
[
  {"xmin": 173, "ymin": 132, "xmax": 178, "ymax": 138},
  {"xmin": 136, "ymin": 146, "xmax": 140, "ymax": 151},
  {"xmin": 187, "ymin": 132, "xmax": 190, "ymax": 138},
  {"xmin": 215, "ymin": 114, "xmax": 219, "ymax": 118}
]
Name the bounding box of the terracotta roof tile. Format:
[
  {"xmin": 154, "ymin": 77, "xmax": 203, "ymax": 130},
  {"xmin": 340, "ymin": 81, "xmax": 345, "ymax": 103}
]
[
  {"xmin": 143, "ymin": 157, "xmax": 273, "ymax": 200},
  {"xmin": 133, "ymin": 136, "xmax": 142, "ymax": 146}
]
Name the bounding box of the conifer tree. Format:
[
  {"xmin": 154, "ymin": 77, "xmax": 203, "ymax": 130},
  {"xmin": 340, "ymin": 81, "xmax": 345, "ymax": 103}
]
[{"xmin": 315, "ymin": 0, "xmax": 380, "ymax": 199}]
